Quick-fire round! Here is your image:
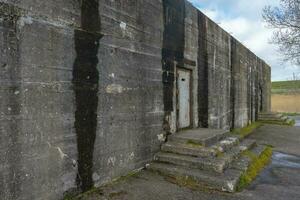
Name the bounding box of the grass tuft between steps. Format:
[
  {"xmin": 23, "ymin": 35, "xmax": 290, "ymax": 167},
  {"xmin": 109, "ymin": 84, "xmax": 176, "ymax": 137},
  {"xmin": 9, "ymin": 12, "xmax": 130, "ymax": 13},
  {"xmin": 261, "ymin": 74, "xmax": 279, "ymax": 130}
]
[
  {"xmin": 231, "ymin": 122, "xmax": 263, "ymax": 138},
  {"xmin": 236, "ymin": 147, "xmax": 273, "ymax": 191}
]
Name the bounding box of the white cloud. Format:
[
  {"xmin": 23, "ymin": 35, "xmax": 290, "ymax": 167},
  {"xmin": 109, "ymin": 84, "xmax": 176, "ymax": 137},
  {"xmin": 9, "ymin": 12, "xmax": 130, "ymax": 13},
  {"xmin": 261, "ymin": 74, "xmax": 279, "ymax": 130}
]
[{"xmin": 201, "ymin": 8, "xmax": 218, "ymax": 20}]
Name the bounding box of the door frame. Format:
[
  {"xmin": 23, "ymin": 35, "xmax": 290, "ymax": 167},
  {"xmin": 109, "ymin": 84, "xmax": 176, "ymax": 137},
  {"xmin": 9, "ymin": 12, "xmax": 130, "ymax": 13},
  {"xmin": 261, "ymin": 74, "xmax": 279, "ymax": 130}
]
[{"xmin": 176, "ymin": 66, "xmax": 193, "ymax": 131}]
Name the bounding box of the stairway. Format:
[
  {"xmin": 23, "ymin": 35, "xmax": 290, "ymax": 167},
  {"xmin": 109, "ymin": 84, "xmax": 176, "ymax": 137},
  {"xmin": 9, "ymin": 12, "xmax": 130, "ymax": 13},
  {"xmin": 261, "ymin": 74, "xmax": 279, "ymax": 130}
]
[
  {"xmin": 147, "ymin": 128, "xmax": 269, "ymax": 192},
  {"xmin": 258, "ymin": 112, "xmax": 295, "ymax": 125}
]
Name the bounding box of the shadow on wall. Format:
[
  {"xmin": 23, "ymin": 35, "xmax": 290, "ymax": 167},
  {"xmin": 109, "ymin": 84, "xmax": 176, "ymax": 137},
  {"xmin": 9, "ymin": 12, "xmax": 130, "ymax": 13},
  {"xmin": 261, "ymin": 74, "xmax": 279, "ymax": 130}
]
[{"xmin": 72, "ymin": 0, "xmax": 103, "ymax": 192}]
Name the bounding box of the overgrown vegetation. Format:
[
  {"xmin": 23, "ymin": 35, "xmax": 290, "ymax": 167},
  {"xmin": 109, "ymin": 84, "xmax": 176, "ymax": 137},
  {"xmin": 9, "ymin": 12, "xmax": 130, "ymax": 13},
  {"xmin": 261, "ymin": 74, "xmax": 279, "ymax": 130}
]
[
  {"xmin": 237, "ymin": 147, "xmax": 273, "ymax": 191},
  {"xmin": 231, "ymin": 122, "xmax": 263, "ymax": 138}
]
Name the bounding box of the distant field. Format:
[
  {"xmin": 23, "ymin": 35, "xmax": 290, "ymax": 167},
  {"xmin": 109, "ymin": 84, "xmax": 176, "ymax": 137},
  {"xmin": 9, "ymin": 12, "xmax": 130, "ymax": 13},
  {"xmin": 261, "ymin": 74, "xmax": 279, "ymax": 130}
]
[
  {"xmin": 272, "ymin": 80, "xmax": 300, "ymax": 94},
  {"xmin": 271, "ymin": 80, "xmax": 300, "ymax": 113}
]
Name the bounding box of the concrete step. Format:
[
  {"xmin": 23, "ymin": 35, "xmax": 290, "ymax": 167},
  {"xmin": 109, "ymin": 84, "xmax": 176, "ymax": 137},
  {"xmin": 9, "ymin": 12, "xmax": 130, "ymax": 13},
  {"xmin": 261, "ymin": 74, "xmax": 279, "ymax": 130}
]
[
  {"xmin": 211, "ymin": 136, "xmax": 240, "ymax": 153},
  {"xmin": 258, "ymin": 117, "xmax": 286, "ymax": 121},
  {"xmin": 281, "ymin": 115, "xmax": 288, "ymax": 120},
  {"xmin": 230, "ymin": 145, "xmax": 266, "ymax": 172},
  {"xmin": 168, "ymin": 128, "xmax": 228, "ymax": 147},
  {"xmin": 258, "ymin": 112, "xmax": 283, "ymax": 118},
  {"xmin": 162, "ymin": 135, "xmax": 239, "ymax": 158},
  {"xmin": 161, "ymin": 142, "xmax": 217, "ymax": 158},
  {"xmin": 216, "ymin": 139, "xmax": 256, "ymax": 171},
  {"xmin": 148, "ymin": 143, "xmax": 269, "ymax": 192},
  {"xmin": 147, "ymin": 162, "xmax": 242, "ymax": 192},
  {"xmin": 156, "ymin": 139, "xmax": 256, "ymax": 173}
]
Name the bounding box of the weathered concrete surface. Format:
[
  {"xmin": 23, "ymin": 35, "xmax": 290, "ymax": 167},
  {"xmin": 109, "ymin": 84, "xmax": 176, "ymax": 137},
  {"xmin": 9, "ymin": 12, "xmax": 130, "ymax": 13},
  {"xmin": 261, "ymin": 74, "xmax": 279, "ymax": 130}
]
[
  {"xmin": 72, "ymin": 124, "xmax": 300, "ymax": 200},
  {"xmin": 1, "ymin": 1, "xmax": 164, "ymax": 199},
  {"xmin": 0, "ymin": 0, "xmax": 271, "ymax": 199},
  {"xmin": 249, "ymin": 124, "xmax": 300, "ymax": 156},
  {"xmin": 72, "ymin": 152, "xmax": 300, "ymax": 200}
]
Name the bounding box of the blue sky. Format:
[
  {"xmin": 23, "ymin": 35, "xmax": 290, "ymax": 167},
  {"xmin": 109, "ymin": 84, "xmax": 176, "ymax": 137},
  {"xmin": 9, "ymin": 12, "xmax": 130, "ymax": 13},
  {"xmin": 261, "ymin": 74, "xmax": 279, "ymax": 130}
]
[{"xmin": 187, "ymin": 0, "xmax": 300, "ymax": 81}]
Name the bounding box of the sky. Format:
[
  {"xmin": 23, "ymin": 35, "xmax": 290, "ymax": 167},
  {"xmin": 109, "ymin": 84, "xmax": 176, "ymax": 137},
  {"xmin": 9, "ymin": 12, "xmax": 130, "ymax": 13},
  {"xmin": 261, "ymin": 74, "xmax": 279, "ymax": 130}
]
[{"xmin": 187, "ymin": 0, "xmax": 300, "ymax": 81}]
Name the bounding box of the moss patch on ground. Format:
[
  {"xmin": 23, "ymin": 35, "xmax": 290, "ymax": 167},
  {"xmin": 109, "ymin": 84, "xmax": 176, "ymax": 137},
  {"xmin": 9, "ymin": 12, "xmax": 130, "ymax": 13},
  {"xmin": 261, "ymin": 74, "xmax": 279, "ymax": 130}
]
[
  {"xmin": 237, "ymin": 147, "xmax": 273, "ymax": 191},
  {"xmin": 231, "ymin": 122, "xmax": 263, "ymax": 138},
  {"xmin": 65, "ymin": 170, "xmax": 140, "ymax": 200},
  {"xmin": 64, "ymin": 187, "xmax": 101, "ymax": 200}
]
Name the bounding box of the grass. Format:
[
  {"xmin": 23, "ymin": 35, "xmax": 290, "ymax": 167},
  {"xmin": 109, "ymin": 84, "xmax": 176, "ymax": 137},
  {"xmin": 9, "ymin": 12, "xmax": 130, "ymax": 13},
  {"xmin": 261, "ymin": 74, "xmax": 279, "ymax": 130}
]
[
  {"xmin": 231, "ymin": 122, "xmax": 263, "ymax": 138},
  {"xmin": 272, "ymin": 81, "xmax": 300, "ymax": 94},
  {"xmin": 272, "ymin": 80, "xmax": 300, "ymax": 95},
  {"xmin": 237, "ymin": 147, "xmax": 273, "ymax": 191},
  {"xmin": 272, "ymin": 80, "xmax": 300, "ymax": 90}
]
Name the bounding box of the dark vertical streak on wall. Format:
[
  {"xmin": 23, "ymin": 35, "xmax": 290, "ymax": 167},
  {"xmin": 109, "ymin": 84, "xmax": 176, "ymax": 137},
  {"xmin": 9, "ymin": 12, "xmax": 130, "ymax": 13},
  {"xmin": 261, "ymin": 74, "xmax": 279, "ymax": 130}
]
[
  {"xmin": 162, "ymin": 0, "xmax": 185, "ymax": 131},
  {"xmin": 230, "ymin": 37, "xmax": 236, "ymax": 129},
  {"xmin": 247, "ymin": 61, "xmax": 251, "ymax": 124},
  {"xmin": 73, "ymin": 0, "xmax": 103, "ymax": 192},
  {"xmin": 197, "ymin": 12, "xmax": 208, "ymax": 128},
  {"xmin": 251, "ymin": 67, "xmax": 253, "ymax": 121},
  {"xmin": 2, "ymin": 5, "xmax": 22, "ymax": 198},
  {"xmin": 254, "ymin": 61, "xmax": 259, "ymax": 120},
  {"xmin": 250, "ymin": 61, "xmax": 253, "ymax": 122}
]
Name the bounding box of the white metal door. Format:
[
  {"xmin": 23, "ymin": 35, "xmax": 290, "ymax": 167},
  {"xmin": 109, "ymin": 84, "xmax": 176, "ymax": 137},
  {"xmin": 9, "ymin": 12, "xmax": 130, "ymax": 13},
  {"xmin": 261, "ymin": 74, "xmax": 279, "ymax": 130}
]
[{"xmin": 177, "ymin": 69, "xmax": 191, "ymax": 129}]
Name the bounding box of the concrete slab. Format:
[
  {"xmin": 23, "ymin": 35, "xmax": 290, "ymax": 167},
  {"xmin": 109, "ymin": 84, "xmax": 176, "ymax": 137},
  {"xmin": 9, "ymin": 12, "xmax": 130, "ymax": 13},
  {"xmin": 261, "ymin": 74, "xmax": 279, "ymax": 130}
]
[{"xmin": 169, "ymin": 128, "xmax": 228, "ymax": 146}]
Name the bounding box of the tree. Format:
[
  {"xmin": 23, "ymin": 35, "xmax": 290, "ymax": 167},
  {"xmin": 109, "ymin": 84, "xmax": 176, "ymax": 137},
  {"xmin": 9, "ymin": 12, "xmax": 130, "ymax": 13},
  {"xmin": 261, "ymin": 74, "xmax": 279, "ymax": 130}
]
[{"xmin": 263, "ymin": 0, "xmax": 300, "ymax": 65}]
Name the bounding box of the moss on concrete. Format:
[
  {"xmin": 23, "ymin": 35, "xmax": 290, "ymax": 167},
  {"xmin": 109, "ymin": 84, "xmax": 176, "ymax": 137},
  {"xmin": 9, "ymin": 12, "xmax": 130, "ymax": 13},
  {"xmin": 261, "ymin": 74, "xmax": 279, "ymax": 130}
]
[
  {"xmin": 65, "ymin": 170, "xmax": 140, "ymax": 200},
  {"xmin": 215, "ymin": 149, "xmax": 224, "ymax": 158},
  {"xmin": 186, "ymin": 140, "xmax": 203, "ymax": 148},
  {"xmin": 281, "ymin": 112, "xmax": 300, "ymax": 116},
  {"xmin": 237, "ymin": 147, "xmax": 273, "ymax": 191},
  {"xmin": 231, "ymin": 122, "xmax": 263, "ymax": 138}
]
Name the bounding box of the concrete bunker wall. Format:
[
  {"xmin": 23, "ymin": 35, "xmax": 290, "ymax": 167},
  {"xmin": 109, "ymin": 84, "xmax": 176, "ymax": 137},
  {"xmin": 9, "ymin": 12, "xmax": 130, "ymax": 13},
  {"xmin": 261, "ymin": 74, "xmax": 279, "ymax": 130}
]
[
  {"xmin": 1, "ymin": 1, "xmax": 164, "ymax": 199},
  {"xmin": 0, "ymin": 1, "xmax": 271, "ymax": 199}
]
